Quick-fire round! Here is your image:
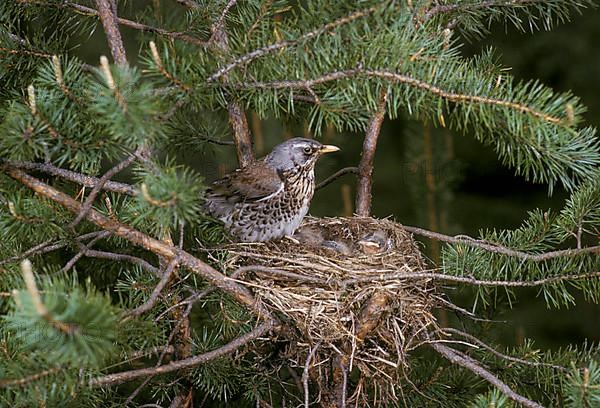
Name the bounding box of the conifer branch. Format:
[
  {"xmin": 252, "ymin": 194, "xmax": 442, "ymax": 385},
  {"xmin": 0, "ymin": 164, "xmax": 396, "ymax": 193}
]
[
  {"xmin": 4, "ymin": 160, "xmax": 138, "ymax": 196},
  {"xmin": 343, "ymin": 270, "xmax": 600, "ymax": 287},
  {"xmin": 94, "ymin": 0, "xmax": 127, "ymax": 65},
  {"xmin": 19, "ymin": 259, "xmax": 78, "ymax": 334},
  {"xmin": 356, "ymin": 91, "xmax": 387, "ymax": 216},
  {"xmin": 208, "ymin": 5, "xmax": 382, "ymax": 82},
  {"xmin": 431, "ymin": 342, "xmax": 544, "ymax": 408},
  {"xmin": 2, "ymin": 166, "xmax": 272, "ymax": 320},
  {"xmin": 212, "ymin": 10, "xmax": 255, "ymax": 167},
  {"xmin": 0, "ymin": 366, "xmax": 63, "ymax": 387},
  {"xmin": 69, "ymin": 149, "xmax": 140, "ymax": 227},
  {"xmin": 90, "ymin": 320, "xmax": 272, "ymax": 386},
  {"xmin": 82, "ymin": 249, "xmax": 160, "ymax": 276},
  {"xmin": 234, "ymin": 69, "xmax": 566, "ymax": 125},
  {"xmin": 440, "ymin": 327, "xmax": 568, "ymax": 371},
  {"xmin": 316, "ymin": 167, "xmax": 359, "ymax": 191},
  {"xmin": 124, "ymin": 258, "xmax": 178, "ymax": 317},
  {"xmin": 402, "ymin": 225, "xmax": 600, "ymax": 261},
  {"xmin": 60, "ymin": 231, "xmax": 111, "ymax": 273},
  {"xmin": 32, "ymin": 1, "xmax": 210, "ymax": 46}
]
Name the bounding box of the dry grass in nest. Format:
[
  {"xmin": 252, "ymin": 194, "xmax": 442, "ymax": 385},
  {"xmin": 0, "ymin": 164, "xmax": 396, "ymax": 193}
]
[{"xmin": 216, "ymin": 216, "xmax": 440, "ymax": 401}]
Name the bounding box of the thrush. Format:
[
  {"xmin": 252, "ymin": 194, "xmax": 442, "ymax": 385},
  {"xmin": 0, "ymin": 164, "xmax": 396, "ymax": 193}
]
[{"xmin": 204, "ymin": 138, "xmax": 340, "ymax": 242}]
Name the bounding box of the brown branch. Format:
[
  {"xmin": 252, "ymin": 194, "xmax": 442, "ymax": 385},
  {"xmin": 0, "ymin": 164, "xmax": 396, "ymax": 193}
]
[
  {"xmin": 90, "ymin": 321, "xmax": 272, "ymax": 387},
  {"xmin": 49, "ymin": 1, "xmax": 207, "ymax": 46},
  {"xmin": 441, "ymin": 328, "xmax": 567, "ymax": 371},
  {"xmin": 124, "ymin": 258, "xmax": 179, "ymax": 317},
  {"xmin": 5, "ymin": 160, "xmax": 137, "ymax": 196},
  {"xmin": 208, "ymin": 5, "xmax": 381, "ymax": 82},
  {"xmin": 70, "ymin": 150, "xmax": 139, "ymax": 227},
  {"xmin": 1, "ymin": 165, "xmax": 272, "ymax": 321},
  {"xmin": 303, "ymin": 342, "xmax": 322, "ymax": 408},
  {"xmin": 342, "ymin": 270, "xmax": 600, "ymax": 287},
  {"xmin": 94, "ymin": 0, "xmax": 127, "ymax": 65},
  {"xmin": 232, "ymin": 69, "xmax": 566, "ymax": 125},
  {"xmin": 228, "ymin": 101, "xmax": 255, "ymax": 167},
  {"xmin": 316, "ymin": 167, "xmax": 359, "ymax": 191},
  {"xmin": 356, "ymin": 91, "xmax": 387, "ymax": 216},
  {"xmin": 60, "ymin": 231, "xmax": 111, "ymax": 273},
  {"xmin": 431, "ymin": 342, "xmax": 544, "ymax": 408},
  {"xmin": 0, "ymin": 367, "xmax": 63, "ymax": 387},
  {"xmin": 423, "ymin": 0, "xmax": 540, "ymax": 21},
  {"xmin": 211, "ymin": 11, "xmax": 255, "ymax": 167},
  {"xmin": 402, "ymin": 225, "xmax": 600, "ymax": 261},
  {"xmin": 83, "ymin": 248, "xmax": 160, "ymax": 276}
]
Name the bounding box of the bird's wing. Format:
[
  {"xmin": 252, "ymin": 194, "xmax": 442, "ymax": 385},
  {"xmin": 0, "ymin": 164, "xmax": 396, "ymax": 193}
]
[{"xmin": 205, "ymin": 161, "xmax": 284, "ymax": 213}]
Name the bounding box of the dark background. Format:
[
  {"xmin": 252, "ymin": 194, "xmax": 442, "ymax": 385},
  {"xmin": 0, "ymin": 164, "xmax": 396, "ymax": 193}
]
[{"xmin": 79, "ymin": 5, "xmax": 600, "ymax": 350}]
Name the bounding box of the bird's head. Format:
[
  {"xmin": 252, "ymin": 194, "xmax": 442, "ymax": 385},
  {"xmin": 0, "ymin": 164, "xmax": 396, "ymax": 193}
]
[{"xmin": 265, "ymin": 138, "xmax": 340, "ymax": 172}]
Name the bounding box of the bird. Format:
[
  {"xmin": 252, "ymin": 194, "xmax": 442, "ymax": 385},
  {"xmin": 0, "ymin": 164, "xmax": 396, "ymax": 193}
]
[{"xmin": 204, "ymin": 138, "xmax": 340, "ymax": 242}]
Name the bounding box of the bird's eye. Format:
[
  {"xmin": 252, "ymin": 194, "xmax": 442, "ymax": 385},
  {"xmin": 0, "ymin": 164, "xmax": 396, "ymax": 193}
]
[{"xmin": 303, "ymin": 146, "xmax": 313, "ymax": 154}]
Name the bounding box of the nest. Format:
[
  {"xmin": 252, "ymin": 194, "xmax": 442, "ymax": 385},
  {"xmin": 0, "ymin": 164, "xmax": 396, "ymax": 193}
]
[{"xmin": 218, "ymin": 217, "xmax": 439, "ymax": 403}]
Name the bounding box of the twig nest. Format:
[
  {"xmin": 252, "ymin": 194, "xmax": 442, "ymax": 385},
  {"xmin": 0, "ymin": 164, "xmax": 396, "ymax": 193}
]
[{"xmin": 220, "ymin": 216, "xmax": 439, "ymax": 395}]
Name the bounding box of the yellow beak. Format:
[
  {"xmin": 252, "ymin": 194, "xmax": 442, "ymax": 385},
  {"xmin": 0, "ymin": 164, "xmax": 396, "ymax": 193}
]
[{"xmin": 319, "ymin": 145, "xmax": 340, "ymax": 154}]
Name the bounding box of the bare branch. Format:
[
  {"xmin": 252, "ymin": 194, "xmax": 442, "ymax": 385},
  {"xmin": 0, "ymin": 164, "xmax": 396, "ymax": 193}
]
[
  {"xmin": 70, "ymin": 149, "xmax": 139, "ymax": 227},
  {"xmin": 431, "ymin": 342, "xmax": 544, "ymax": 408},
  {"xmin": 1, "ymin": 165, "xmax": 272, "ymax": 321},
  {"xmin": 60, "ymin": 231, "xmax": 111, "ymax": 273},
  {"xmin": 63, "ymin": 2, "xmax": 207, "ymax": 46},
  {"xmin": 402, "ymin": 225, "xmax": 600, "ymax": 261},
  {"xmin": 82, "ymin": 249, "xmax": 160, "ymax": 276},
  {"xmin": 303, "ymin": 341, "xmax": 321, "ymax": 408},
  {"xmin": 124, "ymin": 258, "xmax": 179, "ymax": 317},
  {"xmin": 342, "ymin": 270, "xmax": 600, "ymax": 287},
  {"xmin": 356, "ymin": 91, "xmax": 387, "ymax": 216},
  {"xmin": 5, "ymin": 160, "xmax": 137, "ymax": 196},
  {"xmin": 315, "ymin": 167, "xmax": 359, "ymax": 191},
  {"xmin": 90, "ymin": 321, "xmax": 272, "ymax": 387},
  {"xmin": 441, "ymin": 328, "xmax": 567, "ymax": 371},
  {"xmin": 228, "ymin": 101, "xmax": 255, "ymax": 167},
  {"xmin": 94, "ymin": 0, "xmax": 127, "ymax": 65}
]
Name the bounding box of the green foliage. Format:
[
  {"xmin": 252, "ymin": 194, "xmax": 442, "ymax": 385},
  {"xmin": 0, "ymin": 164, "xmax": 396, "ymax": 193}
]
[
  {"xmin": 4, "ymin": 277, "xmax": 119, "ymax": 367},
  {"xmin": 0, "ymin": 0, "xmax": 598, "ymax": 407}
]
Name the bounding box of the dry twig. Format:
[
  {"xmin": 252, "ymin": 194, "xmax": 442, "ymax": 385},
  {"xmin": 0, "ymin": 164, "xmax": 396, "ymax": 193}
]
[
  {"xmin": 356, "ymin": 91, "xmax": 387, "ymax": 216},
  {"xmin": 94, "ymin": 0, "xmax": 127, "ymax": 65},
  {"xmin": 431, "ymin": 342, "xmax": 544, "ymax": 408}
]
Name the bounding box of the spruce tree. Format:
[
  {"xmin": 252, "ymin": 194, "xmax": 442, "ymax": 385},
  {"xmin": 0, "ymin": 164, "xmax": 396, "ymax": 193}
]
[{"xmin": 1, "ymin": 1, "xmax": 599, "ymax": 407}]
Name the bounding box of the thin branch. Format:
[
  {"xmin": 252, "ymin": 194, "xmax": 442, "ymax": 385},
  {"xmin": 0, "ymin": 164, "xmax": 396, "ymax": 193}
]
[
  {"xmin": 440, "ymin": 328, "xmax": 567, "ymax": 371},
  {"xmin": 356, "ymin": 91, "xmax": 387, "ymax": 216},
  {"xmin": 342, "ymin": 270, "xmax": 600, "ymax": 287},
  {"xmin": 423, "ymin": 0, "xmax": 541, "ymax": 21},
  {"xmin": 0, "ymin": 367, "xmax": 63, "ymax": 387},
  {"xmin": 60, "ymin": 231, "xmax": 111, "ymax": 273},
  {"xmin": 62, "ymin": 2, "xmax": 207, "ymax": 46},
  {"xmin": 303, "ymin": 342, "xmax": 321, "ymax": 408},
  {"xmin": 232, "ymin": 69, "xmax": 566, "ymax": 125},
  {"xmin": 83, "ymin": 249, "xmax": 160, "ymax": 276},
  {"xmin": 124, "ymin": 258, "xmax": 179, "ymax": 317},
  {"xmin": 94, "ymin": 0, "xmax": 127, "ymax": 65},
  {"xmin": 70, "ymin": 149, "xmax": 139, "ymax": 227},
  {"xmin": 315, "ymin": 167, "xmax": 358, "ymax": 191},
  {"xmin": 91, "ymin": 321, "xmax": 272, "ymax": 387},
  {"xmin": 402, "ymin": 225, "xmax": 600, "ymax": 261},
  {"xmin": 228, "ymin": 101, "xmax": 255, "ymax": 167},
  {"xmin": 4, "ymin": 160, "xmax": 137, "ymax": 196},
  {"xmin": 208, "ymin": 5, "xmax": 381, "ymax": 82},
  {"xmin": 209, "ymin": 0, "xmax": 238, "ymax": 43},
  {"xmin": 211, "ymin": 11, "xmax": 255, "ymax": 167},
  {"xmin": 2, "ymin": 166, "xmax": 272, "ymax": 321},
  {"xmin": 431, "ymin": 342, "xmax": 544, "ymax": 408}
]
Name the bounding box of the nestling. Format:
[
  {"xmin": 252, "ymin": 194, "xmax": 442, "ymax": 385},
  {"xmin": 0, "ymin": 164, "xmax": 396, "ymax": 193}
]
[{"xmin": 204, "ymin": 138, "xmax": 340, "ymax": 242}]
